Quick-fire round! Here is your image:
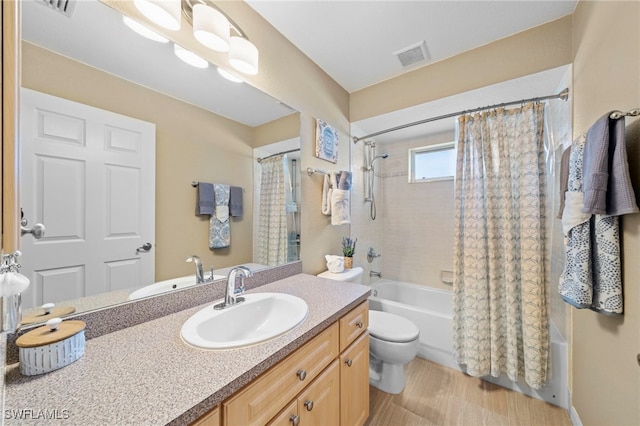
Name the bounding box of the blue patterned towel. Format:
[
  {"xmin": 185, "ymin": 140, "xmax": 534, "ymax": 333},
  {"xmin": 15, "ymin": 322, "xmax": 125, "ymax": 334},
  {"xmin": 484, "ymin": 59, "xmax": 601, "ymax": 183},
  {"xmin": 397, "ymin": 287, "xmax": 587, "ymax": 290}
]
[{"xmin": 209, "ymin": 184, "xmax": 230, "ymax": 249}]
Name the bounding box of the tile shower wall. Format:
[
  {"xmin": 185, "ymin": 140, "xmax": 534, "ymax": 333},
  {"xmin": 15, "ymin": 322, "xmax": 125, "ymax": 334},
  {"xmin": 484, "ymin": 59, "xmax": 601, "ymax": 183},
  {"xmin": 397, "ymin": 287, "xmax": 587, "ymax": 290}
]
[
  {"xmin": 350, "ymin": 130, "xmax": 383, "ymax": 284},
  {"xmin": 380, "ymin": 130, "xmax": 456, "ymax": 290}
]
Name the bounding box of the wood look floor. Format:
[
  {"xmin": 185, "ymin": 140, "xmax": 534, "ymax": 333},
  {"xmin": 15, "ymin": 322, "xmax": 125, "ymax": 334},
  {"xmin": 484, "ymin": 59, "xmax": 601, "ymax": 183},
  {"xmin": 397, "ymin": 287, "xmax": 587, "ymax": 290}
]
[{"xmin": 365, "ymin": 357, "xmax": 572, "ymax": 426}]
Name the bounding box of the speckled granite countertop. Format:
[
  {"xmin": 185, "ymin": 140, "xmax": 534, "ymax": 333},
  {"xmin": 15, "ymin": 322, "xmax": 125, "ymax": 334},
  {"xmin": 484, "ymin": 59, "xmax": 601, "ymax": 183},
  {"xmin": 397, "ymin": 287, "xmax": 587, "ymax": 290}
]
[{"xmin": 3, "ymin": 274, "xmax": 370, "ymax": 425}]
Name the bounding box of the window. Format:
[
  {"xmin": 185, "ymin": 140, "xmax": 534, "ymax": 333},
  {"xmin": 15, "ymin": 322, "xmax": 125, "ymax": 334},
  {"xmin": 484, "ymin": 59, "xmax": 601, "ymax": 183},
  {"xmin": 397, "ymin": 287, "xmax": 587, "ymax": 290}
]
[{"xmin": 409, "ymin": 141, "xmax": 456, "ymax": 183}]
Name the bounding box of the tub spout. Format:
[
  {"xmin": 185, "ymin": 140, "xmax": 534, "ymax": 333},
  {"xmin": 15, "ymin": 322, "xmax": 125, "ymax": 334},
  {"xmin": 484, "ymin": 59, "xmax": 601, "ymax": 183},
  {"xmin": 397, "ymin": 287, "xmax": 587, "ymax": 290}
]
[{"xmin": 370, "ymin": 271, "xmax": 382, "ymax": 279}]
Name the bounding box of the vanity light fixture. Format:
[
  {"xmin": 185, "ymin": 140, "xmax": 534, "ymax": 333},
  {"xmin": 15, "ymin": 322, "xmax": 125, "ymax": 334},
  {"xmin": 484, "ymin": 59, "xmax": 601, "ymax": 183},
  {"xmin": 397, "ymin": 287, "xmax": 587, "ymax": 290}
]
[
  {"xmin": 184, "ymin": 0, "xmax": 259, "ymax": 75},
  {"xmin": 174, "ymin": 44, "xmax": 209, "ymax": 69},
  {"xmin": 217, "ymin": 68, "xmax": 244, "ymax": 83},
  {"xmin": 133, "ymin": 0, "xmax": 181, "ymax": 31},
  {"xmin": 123, "ymin": 16, "xmax": 169, "ymax": 43}
]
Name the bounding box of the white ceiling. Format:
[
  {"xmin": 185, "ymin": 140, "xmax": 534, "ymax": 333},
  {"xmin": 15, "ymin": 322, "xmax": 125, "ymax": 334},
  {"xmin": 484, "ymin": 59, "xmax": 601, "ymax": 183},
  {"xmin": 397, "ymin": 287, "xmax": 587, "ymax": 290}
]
[{"xmin": 246, "ymin": 0, "xmax": 577, "ymax": 93}]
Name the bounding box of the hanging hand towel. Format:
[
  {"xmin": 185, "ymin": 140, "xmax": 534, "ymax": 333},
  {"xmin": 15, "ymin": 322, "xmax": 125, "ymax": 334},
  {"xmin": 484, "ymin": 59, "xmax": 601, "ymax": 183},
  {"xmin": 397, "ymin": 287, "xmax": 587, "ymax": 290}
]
[
  {"xmin": 321, "ymin": 172, "xmax": 334, "ymax": 216},
  {"xmin": 582, "ymin": 112, "xmax": 639, "ymax": 216},
  {"xmin": 196, "ymin": 182, "xmax": 214, "ymax": 215},
  {"xmin": 559, "ymin": 133, "xmax": 623, "ymax": 315},
  {"xmin": 331, "ymin": 188, "xmax": 351, "ymax": 225},
  {"xmin": 209, "ymin": 184, "xmax": 231, "ymax": 249},
  {"xmin": 229, "ymin": 186, "xmax": 243, "ymax": 217}
]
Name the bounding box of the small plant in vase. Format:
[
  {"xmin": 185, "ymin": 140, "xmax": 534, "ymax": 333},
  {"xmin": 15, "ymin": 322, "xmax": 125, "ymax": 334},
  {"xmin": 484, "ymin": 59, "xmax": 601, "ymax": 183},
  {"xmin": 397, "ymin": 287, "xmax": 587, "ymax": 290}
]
[{"xmin": 342, "ymin": 237, "xmax": 357, "ymax": 269}]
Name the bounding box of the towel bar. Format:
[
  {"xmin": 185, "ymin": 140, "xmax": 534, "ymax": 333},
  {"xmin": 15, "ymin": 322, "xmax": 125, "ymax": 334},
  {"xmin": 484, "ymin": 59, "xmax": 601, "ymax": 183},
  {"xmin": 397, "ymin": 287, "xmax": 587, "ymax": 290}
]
[
  {"xmin": 306, "ymin": 168, "xmax": 328, "ymax": 176},
  {"xmin": 609, "ymin": 108, "xmax": 640, "ymax": 120}
]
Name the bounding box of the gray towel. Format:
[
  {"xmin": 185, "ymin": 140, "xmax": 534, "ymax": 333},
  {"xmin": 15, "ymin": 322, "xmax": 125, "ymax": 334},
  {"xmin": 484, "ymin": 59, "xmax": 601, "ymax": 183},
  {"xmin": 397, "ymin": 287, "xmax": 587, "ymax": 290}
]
[
  {"xmin": 229, "ymin": 186, "xmax": 243, "ymax": 217},
  {"xmin": 582, "ymin": 112, "xmax": 639, "ymax": 216},
  {"xmin": 336, "ymin": 171, "xmax": 352, "ymax": 190},
  {"xmin": 196, "ymin": 182, "xmax": 214, "ymax": 215}
]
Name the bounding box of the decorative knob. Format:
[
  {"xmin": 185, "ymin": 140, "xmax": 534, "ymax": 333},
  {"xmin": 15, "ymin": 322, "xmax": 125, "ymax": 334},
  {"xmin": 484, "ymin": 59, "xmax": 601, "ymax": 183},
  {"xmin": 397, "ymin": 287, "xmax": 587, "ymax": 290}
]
[
  {"xmin": 289, "ymin": 415, "xmax": 300, "ymax": 426},
  {"xmin": 42, "ymin": 303, "xmax": 55, "ymax": 315},
  {"xmin": 356, "ymin": 321, "xmax": 363, "ymax": 328},
  {"xmin": 345, "ymin": 358, "xmax": 353, "ymax": 367},
  {"xmin": 46, "ymin": 317, "xmax": 62, "ymax": 331},
  {"xmin": 296, "ymin": 369, "xmax": 307, "ymax": 381},
  {"xmin": 304, "ymin": 400, "xmax": 314, "ymax": 411}
]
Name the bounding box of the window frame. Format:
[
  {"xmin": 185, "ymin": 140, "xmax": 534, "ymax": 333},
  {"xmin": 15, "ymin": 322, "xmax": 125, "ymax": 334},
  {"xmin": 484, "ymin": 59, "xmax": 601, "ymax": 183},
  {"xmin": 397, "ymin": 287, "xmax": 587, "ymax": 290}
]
[{"xmin": 408, "ymin": 141, "xmax": 456, "ymax": 183}]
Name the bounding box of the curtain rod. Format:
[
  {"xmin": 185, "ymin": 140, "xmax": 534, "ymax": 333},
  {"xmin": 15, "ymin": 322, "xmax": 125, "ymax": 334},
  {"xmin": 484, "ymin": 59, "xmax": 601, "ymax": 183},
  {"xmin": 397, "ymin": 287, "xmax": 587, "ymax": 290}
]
[
  {"xmin": 352, "ymin": 88, "xmax": 570, "ymax": 144},
  {"xmin": 256, "ymin": 148, "xmax": 300, "ymax": 163}
]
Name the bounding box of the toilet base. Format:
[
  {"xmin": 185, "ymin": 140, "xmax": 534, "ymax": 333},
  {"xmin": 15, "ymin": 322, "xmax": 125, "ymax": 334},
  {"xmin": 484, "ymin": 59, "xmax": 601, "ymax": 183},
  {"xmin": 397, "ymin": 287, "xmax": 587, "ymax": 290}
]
[{"xmin": 369, "ymin": 356, "xmax": 406, "ymax": 394}]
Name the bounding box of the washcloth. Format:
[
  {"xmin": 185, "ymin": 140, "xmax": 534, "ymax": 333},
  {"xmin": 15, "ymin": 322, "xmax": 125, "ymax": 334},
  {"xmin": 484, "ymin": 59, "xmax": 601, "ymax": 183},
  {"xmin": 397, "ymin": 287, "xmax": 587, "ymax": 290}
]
[
  {"xmin": 229, "ymin": 186, "xmax": 243, "ymax": 217},
  {"xmin": 196, "ymin": 182, "xmax": 214, "ymax": 215},
  {"xmin": 582, "ymin": 112, "xmax": 639, "ymax": 216},
  {"xmin": 209, "ymin": 184, "xmax": 231, "ymax": 249},
  {"xmin": 336, "ymin": 171, "xmax": 352, "ymax": 190},
  {"xmin": 559, "ymin": 133, "xmax": 623, "ymax": 315}
]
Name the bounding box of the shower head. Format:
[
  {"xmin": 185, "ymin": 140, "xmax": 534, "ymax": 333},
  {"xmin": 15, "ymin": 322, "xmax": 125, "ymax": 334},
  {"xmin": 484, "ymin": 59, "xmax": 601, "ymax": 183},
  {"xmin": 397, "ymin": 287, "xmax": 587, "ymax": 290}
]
[{"xmin": 370, "ymin": 153, "xmax": 389, "ymax": 168}]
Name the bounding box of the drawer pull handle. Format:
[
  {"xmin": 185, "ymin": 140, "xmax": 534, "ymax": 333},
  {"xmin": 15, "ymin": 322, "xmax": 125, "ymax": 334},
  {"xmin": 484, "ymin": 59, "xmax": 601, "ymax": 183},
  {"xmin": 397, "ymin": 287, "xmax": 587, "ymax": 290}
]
[
  {"xmin": 296, "ymin": 369, "xmax": 307, "ymax": 381},
  {"xmin": 356, "ymin": 321, "xmax": 363, "ymax": 328},
  {"xmin": 290, "ymin": 414, "xmax": 300, "ymax": 426},
  {"xmin": 304, "ymin": 400, "xmax": 314, "ymax": 411},
  {"xmin": 345, "ymin": 358, "xmax": 353, "ymax": 367}
]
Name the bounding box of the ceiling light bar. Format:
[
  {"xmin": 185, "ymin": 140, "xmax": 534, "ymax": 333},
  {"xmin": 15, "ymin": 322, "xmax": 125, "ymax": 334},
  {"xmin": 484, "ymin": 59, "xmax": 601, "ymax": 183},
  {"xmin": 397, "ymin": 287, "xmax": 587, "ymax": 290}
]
[
  {"xmin": 174, "ymin": 44, "xmax": 209, "ymax": 68},
  {"xmin": 123, "ymin": 16, "xmax": 169, "ymax": 43},
  {"xmin": 184, "ymin": 0, "xmax": 259, "ymax": 75},
  {"xmin": 134, "ymin": 0, "xmax": 181, "ymax": 31}
]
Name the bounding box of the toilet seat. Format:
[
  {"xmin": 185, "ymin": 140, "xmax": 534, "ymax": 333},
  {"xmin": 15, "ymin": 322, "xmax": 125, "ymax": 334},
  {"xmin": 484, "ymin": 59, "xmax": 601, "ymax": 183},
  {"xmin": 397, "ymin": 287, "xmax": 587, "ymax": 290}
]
[{"xmin": 368, "ymin": 310, "xmax": 419, "ymax": 343}]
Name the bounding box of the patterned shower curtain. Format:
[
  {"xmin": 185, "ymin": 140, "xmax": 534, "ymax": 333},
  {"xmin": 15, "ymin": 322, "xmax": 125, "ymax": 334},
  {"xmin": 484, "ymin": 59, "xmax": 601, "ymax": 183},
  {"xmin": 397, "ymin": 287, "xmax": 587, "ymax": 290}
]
[
  {"xmin": 453, "ymin": 103, "xmax": 549, "ymax": 389},
  {"xmin": 257, "ymin": 155, "xmax": 288, "ymax": 266}
]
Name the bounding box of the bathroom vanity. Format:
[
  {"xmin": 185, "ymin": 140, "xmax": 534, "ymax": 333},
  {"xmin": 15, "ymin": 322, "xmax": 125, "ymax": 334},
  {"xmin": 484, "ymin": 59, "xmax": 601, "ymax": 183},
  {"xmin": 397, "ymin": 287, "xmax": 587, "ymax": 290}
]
[{"xmin": 2, "ymin": 274, "xmax": 370, "ymax": 425}]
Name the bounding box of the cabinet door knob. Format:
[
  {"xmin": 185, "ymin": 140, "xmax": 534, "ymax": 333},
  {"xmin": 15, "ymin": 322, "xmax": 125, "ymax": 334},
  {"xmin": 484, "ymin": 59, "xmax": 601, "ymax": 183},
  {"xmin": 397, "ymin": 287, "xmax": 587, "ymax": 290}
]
[
  {"xmin": 289, "ymin": 414, "xmax": 300, "ymax": 426},
  {"xmin": 296, "ymin": 369, "xmax": 307, "ymax": 381},
  {"xmin": 304, "ymin": 400, "xmax": 314, "ymax": 411},
  {"xmin": 356, "ymin": 321, "xmax": 363, "ymax": 328},
  {"xmin": 345, "ymin": 358, "xmax": 353, "ymax": 367}
]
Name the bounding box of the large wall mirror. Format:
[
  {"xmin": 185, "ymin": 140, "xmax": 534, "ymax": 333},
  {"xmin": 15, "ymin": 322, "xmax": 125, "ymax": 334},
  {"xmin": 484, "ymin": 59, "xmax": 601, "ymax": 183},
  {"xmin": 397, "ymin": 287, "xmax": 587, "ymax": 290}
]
[{"xmin": 18, "ymin": 0, "xmax": 301, "ymax": 319}]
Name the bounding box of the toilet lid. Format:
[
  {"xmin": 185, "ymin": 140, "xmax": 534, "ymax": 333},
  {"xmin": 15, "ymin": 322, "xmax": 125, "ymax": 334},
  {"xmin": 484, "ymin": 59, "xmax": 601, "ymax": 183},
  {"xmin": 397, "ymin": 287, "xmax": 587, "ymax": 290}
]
[{"xmin": 368, "ymin": 310, "xmax": 419, "ymax": 343}]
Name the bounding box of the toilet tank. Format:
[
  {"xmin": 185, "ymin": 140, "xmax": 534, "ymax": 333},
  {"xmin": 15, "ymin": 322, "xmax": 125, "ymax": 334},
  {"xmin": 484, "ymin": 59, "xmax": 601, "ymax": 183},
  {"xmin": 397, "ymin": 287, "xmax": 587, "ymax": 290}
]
[{"xmin": 317, "ymin": 266, "xmax": 364, "ymax": 284}]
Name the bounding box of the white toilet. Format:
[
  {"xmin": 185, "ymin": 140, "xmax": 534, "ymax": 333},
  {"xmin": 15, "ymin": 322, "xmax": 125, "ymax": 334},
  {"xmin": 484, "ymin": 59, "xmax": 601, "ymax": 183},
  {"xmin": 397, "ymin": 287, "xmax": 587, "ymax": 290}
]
[{"xmin": 317, "ymin": 267, "xmax": 420, "ymax": 394}]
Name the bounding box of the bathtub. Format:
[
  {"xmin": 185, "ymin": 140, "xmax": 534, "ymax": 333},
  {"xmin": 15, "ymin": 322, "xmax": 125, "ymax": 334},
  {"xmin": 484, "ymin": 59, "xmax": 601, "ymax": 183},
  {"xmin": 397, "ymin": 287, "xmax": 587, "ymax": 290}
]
[{"xmin": 368, "ymin": 279, "xmax": 568, "ymax": 409}]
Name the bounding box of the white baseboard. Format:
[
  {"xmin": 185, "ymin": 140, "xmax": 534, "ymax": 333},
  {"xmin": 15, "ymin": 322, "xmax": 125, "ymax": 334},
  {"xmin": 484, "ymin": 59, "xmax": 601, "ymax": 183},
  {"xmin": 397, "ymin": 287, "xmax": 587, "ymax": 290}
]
[{"xmin": 568, "ymin": 389, "xmax": 583, "ymax": 426}]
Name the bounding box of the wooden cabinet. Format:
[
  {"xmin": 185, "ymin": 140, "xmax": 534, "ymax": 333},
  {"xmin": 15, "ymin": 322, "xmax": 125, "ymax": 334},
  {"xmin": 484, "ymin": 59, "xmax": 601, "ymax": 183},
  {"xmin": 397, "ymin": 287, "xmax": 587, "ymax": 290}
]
[
  {"xmin": 340, "ymin": 332, "xmax": 370, "ymax": 426},
  {"xmin": 192, "ymin": 405, "xmax": 220, "ymax": 426},
  {"xmin": 201, "ymin": 301, "xmax": 369, "ymax": 426}
]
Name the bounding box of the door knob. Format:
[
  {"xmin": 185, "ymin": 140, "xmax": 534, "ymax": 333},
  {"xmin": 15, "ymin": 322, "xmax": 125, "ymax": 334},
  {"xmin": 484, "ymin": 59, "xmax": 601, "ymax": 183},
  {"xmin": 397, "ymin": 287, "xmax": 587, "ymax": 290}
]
[
  {"xmin": 136, "ymin": 243, "xmax": 153, "ymax": 253},
  {"xmin": 20, "ymin": 218, "xmax": 45, "ymax": 239}
]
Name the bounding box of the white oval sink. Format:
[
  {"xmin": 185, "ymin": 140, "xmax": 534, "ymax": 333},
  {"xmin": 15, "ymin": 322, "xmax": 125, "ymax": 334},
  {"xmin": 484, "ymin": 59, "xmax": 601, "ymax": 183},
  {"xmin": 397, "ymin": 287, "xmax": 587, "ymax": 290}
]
[
  {"xmin": 180, "ymin": 293, "xmax": 309, "ymax": 349},
  {"xmin": 129, "ymin": 274, "xmax": 225, "ymax": 300}
]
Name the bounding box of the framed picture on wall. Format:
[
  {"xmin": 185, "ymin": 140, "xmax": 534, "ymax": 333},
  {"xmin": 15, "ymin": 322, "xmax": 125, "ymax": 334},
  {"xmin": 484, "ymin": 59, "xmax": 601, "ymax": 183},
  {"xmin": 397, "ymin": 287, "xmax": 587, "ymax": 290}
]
[{"xmin": 315, "ymin": 119, "xmax": 338, "ymax": 163}]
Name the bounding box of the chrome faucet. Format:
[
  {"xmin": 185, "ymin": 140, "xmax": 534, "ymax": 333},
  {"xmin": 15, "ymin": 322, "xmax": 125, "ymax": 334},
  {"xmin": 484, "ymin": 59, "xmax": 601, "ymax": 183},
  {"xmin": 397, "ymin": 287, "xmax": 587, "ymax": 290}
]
[
  {"xmin": 215, "ymin": 266, "xmax": 253, "ymax": 310},
  {"xmin": 185, "ymin": 255, "xmax": 215, "ymax": 284}
]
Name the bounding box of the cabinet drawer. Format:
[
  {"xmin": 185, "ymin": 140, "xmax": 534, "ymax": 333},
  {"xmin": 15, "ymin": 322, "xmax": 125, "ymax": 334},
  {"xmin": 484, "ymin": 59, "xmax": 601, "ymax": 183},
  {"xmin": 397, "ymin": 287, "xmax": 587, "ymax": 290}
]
[
  {"xmin": 298, "ymin": 359, "xmax": 340, "ymax": 426},
  {"xmin": 339, "ymin": 301, "xmax": 368, "ymax": 352},
  {"xmin": 267, "ymin": 400, "xmax": 298, "ymax": 426},
  {"xmin": 224, "ymin": 323, "xmax": 339, "ymax": 426}
]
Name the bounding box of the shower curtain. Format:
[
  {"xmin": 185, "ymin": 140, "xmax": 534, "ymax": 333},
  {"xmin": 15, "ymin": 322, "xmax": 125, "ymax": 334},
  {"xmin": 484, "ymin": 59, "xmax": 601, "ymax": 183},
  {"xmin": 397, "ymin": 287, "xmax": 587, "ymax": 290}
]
[
  {"xmin": 453, "ymin": 103, "xmax": 549, "ymax": 389},
  {"xmin": 257, "ymin": 155, "xmax": 288, "ymax": 266}
]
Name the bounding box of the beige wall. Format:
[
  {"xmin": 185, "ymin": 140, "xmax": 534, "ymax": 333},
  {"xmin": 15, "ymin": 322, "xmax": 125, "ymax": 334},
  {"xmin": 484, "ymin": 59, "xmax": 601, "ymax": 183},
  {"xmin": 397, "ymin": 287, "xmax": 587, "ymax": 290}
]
[
  {"xmin": 351, "ymin": 15, "xmax": 573, "ymax": 122},
  {"xmin": 571, "ymin": 1, "xmax": 640, "ymax": 424},
  {"xmin": 22, "ymin": 42, "xmax": 255, "ymax": 281},
  {"xmin": 253, "ymin": 113, "xmax": 300, "ymax": 148}
]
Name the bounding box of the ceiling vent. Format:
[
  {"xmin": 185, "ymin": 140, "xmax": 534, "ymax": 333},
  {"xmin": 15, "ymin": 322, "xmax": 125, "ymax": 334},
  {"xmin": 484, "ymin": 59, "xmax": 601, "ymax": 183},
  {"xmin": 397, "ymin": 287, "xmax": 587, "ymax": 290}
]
[
  {"xmin": 36, "ymin": 0, "xmax": 76, "ymax": 18},
  {"xmin": 393, "ymin": 40, "xmax": 430, "ymax": 68}
]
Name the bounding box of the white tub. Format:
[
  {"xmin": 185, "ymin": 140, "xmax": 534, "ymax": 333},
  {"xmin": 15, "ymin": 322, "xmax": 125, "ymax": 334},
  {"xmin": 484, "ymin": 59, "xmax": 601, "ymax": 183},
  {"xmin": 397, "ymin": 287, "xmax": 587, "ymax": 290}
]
[{"xmin": 368, "ymin": 279, "xmax": 568, "ymax": 408}]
